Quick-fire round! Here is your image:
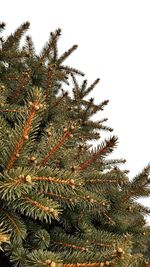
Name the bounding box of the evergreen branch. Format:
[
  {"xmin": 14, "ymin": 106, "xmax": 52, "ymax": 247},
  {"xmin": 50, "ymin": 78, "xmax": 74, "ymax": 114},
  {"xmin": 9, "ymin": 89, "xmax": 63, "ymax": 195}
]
[
  {"xmin": 61, "ymin": 239, "xmax": 131, "ymax": 266},
  {"xmin": 53, "ymin": 91, "xmax": 68, "ymax": 107},
  {"xmin": 85, "ymin": 169, "xmax": 128, "ymax": 187},
  {"xmin": 22, "ymin": 194, "xmax": 55, "ymax": 212},
  {"xmin": 32, "ymin": 175, "xmax": 81, "ymax": 193},
  {"xmin": 90, "ymin": 241, "xmax": 112, "ymax": 248},
  {"xmin": 0, "ymin": 171, "xmax": 34, "ymax": 201},
  {"xmin": 0, "ymin": 207, "xmax": 27, "ymax": 240},
  {"xmin": 39, "ymin": 191, "xmax": 107, "ymax": 209},
  {"xmin": 103, "ymin": 158, "xmax": 126, "ymax": 166},
  {"xmin": 120, "ymin": 164, "xmax": 150, "ymax": 202},
  {"xmin": 63, "ymin": 262, "xmax": 108, "ymax": 267},
  {"xmin": 102, "ymin": 211, "xmax": 115, "ymax": 225},
  {"xmin": 32, "ymin": 166, "xmax": 83, "ymax": 191},
  {"xmin": 92, "ymin": 159, "xmax": 126, "ymax": 172},
  {"xmin": 25, "ymin": 35, "xmax": 36, "ymax": 56},
  {"xmin": 80, "ymin": 99, "xmax": 95, "ymax": 109},
  {"xmin": 131, "ymin": 163, "xmax": 150, "ymax": 185},
  {"xmin": 0, "ymin": 109, "xmax": 23, "ymax": 113},
  {"xmin": 127, "ymin": 202, "xmax": 150, "ymax": 215},
  {"xmin": 45, "ymin": 63, "xmax": 52, "ymax": 100},
  {"xmin": 71, "ymin": 74, "xmax": 82, "ymax": 105},
  {"xmin": 15, "ymin": 193, "xmax": 62, "ymax": 223},
  {"xmin": 50, "ymin": 227, "xmax": 91, "ymax": 253},
  {"xmin": 6, "ymin": 97, "xmax": 40, "ymax": 171},
  {"xmin": 60, "ymin": 65, "xmax": 85, "ymax": 76},
  {"xmin": 82, "ymin": 229, "xmax": 123, "ymax": 249},
  {"xmin": 81, "ymin": 120, "xmax": 113, "ymax": 132},
  {"xmin": 80, "ymin": 99, "xmax": 109, "ymax": 113},
  {"xmin": 39, "ymin": 28, "xmax": 61, "ymax": 63},
  {"xmin": 0, "ymin": 76, "xmax": 18, "ymax": 81},
  {"xmin": 10, "ymin": 248, "xmax": 62, "ymax": 267},
  {"xmin": 90, "ymin": 100, "xmax": 109, "ymax": 116},
  {"xmin": 77, "ymin": 130, "xmax": 100, "ymax": 141},
  {"xmin": 33, "ymin": 176, "xmax": 76, "ymax": 186},
  {"xmin": 0, "ymin": 222, "xmax": 10, "ymax": 250},
  {"xmin": 9, "ymin": 246, "xmax": 29, "ymax": 267},
  {"xmin": 82, "ymin": 78, "xmax": 100, "ymax": 98},
  {"xmin": 81, "ymin": 100, "xmax": 95, "ymax": 123},
  {"xmin": 3, "ymin": 22, "xmax": 30, "ymax": 50},
  {"xmin": 86, "ymin": 179, "xmax": 122, "ymax": 185},
  {"xmin": 40, "ymin": 130, "xmax": 72, "ymax": 166},
  {"xmin": 57, "ymin": 45, "xmax": 78, "ymax": 64},
  {"xmin": 98, "ymin": 118, "xmax": 108, "ymax": 124},
  {"xmin": 121, "ymin": 183, "xmax": 150, "ymax": 202},
  {"xmin": 80, "ymin": 79, "xmax": 88, "ymax": 94},
  {"xmin": 79, "ymin": 136, "xmax": 118, "ymax": 171},
  {"xmin": 0, "ymin": 50, "xmax": 28, "ymax": 60},
  {"xmin": 51, "ymin": 240, "xmax": 89, "ymax": 252},
  {"xmin": 39, "ymin": 191, "xmax": 78, "ymax": 208},
  {"xmin": 12, "ymin": 71, "xmax": 30, "ymax": 99},
  {"xmin": 53, "ymin": 40, "xmax": 59, "ymax": 61},
  {"xmin": 29, "ymin": 229, "xmax": 50, "ymax": 250},
  {"xmin": 127, "ymin": 254, "xmax": 148, "ymax": 267},
  {"xmin": 71, "ymin": 73, "xmax": 79, "ymax": 90},
  {"xmin": 1, "ymin": 22, "xmax": 149, "ymax": 266}
]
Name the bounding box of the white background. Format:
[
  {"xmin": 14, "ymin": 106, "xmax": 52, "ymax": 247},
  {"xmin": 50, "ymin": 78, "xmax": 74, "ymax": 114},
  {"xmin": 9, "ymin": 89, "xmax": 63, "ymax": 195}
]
[{"xmin": 1, "ymin": 0, "xmax": 150, "ymax": 223}]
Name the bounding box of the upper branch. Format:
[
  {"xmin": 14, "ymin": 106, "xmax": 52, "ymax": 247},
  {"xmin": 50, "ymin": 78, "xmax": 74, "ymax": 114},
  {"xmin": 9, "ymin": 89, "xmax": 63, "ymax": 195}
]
[{"xmin": 79, "ymin": 136, "xmax": 118, "ymax": 171}]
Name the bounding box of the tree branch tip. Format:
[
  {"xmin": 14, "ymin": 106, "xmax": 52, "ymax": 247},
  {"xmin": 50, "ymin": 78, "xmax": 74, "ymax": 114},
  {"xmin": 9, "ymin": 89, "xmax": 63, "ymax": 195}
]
[{"xmin": 0, "ymin": 22, "xmax": 6, "ymax": 29}]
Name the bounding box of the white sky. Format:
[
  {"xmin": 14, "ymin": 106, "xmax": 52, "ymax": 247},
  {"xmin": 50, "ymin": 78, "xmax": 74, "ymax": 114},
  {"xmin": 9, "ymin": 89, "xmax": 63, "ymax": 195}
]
[{"xmin": 1, "ymin": 0, "xmax": 150, "ymax": 223}]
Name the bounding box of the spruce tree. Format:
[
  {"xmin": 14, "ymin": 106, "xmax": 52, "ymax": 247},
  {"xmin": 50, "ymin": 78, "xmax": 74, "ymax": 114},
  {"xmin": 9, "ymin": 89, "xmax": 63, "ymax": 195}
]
[{"xmin": 0, "ymin": 22, "xmax": 150, "ymax": 267}]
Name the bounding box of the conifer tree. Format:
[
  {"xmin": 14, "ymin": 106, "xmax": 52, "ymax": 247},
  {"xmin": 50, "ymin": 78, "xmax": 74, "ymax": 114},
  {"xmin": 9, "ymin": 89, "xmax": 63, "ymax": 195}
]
[{"xmin": 0, "ymin": 22, "xmax": 150, "ymax": 267}]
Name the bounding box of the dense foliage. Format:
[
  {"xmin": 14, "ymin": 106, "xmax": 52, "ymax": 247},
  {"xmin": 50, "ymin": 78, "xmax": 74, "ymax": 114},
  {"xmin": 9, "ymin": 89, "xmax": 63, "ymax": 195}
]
[{"xmin": 0, "ymin": 22, "xmax": 149, "ymax": 267}]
